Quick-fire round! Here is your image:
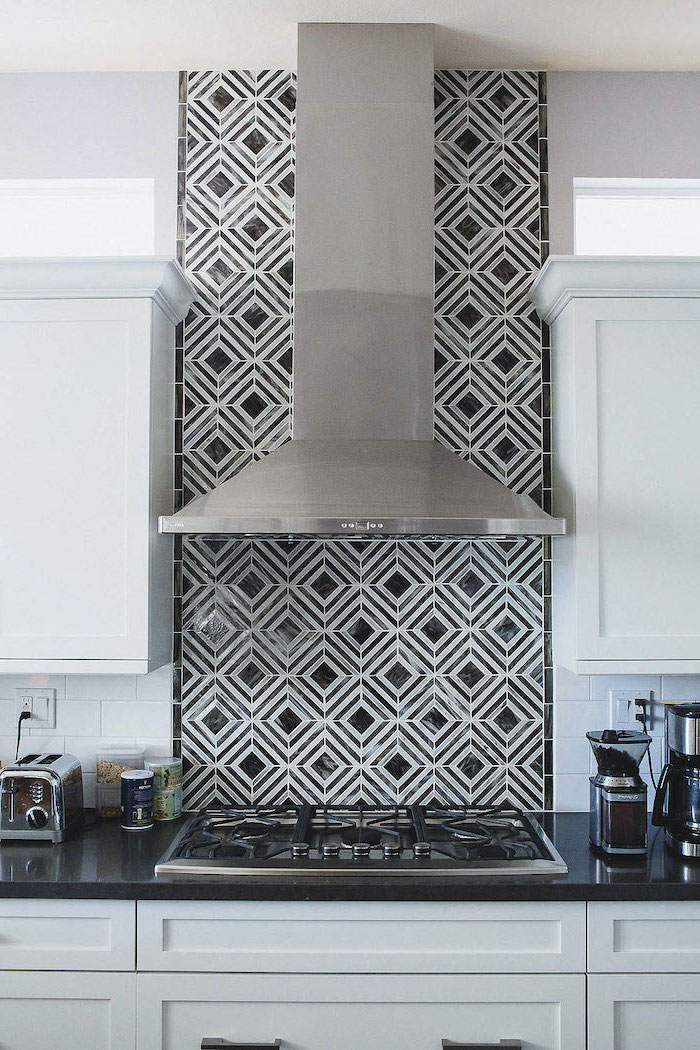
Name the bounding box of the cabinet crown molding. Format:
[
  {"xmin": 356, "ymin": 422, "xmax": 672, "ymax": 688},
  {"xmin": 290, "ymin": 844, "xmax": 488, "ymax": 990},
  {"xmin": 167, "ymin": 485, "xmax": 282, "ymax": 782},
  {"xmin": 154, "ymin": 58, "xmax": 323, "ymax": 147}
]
[
  {"xmin": 0, "ymin": 257, "xmax": 193, "ymax": 324},
  {"xmin": 530, "ymin": 255, "xmax": 700, "ymax": 324}
]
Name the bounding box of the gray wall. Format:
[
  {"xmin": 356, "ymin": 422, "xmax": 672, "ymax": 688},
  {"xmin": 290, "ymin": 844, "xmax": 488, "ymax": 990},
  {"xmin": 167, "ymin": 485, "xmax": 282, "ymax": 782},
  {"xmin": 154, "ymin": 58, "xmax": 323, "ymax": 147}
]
[
  {"xmin": 0, "ymin": 72, "xmax": 178, "ymax": 254},
  {"xmin": 548, "ymin": 72, "xmax": 700, "ymax": 253}
]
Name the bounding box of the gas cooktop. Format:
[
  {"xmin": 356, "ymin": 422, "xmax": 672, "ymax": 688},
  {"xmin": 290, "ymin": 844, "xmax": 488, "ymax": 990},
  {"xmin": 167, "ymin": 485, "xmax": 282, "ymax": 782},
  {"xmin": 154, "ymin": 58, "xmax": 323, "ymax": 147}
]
[{"xmin": 155, "ymin": 806, "xmax": 567, "ymax": 879}]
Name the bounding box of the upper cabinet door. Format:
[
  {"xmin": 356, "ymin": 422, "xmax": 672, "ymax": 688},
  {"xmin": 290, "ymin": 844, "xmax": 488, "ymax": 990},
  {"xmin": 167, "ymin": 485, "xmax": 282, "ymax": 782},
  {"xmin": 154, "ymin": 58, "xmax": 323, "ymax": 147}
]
[
  {"xmin": 531, "ymin": 258, "xmax": 700, "ymax": 674},
  {"xmin": 0, "ymin": 258, "xmax": 193, "ymax": 674}
]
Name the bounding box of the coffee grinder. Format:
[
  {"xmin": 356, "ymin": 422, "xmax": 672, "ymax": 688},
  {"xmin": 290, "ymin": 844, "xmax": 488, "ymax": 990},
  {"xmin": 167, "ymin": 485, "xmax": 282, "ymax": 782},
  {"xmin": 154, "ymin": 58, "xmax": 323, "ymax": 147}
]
[{"xmin": 587, "ymin": 729, "xmax": 651, "ymax": 855}]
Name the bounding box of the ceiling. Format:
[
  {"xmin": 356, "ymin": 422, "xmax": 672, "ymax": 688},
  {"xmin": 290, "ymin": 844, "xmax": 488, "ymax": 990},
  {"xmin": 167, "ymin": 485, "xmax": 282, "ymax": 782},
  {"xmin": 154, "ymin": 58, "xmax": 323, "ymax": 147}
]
[{"xmin": 2, "ymin": 0, "xmax": 698, "ymax": 72}]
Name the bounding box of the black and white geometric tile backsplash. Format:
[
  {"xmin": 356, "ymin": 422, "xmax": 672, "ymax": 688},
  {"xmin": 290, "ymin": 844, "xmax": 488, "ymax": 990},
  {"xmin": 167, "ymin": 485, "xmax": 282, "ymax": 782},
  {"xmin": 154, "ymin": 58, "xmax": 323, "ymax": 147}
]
[{"xmin": 174, "ymin": 68, "xmax": 551, "ymax": 810}]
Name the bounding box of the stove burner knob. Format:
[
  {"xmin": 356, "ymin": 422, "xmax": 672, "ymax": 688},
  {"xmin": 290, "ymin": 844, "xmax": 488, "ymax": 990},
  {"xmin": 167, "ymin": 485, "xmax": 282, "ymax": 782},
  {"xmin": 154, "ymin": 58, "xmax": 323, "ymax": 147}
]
[
  {"xmin": 321, "ymin": 843, "xmax": 340, "ymax": 858},
  {"xmin": 383, "ymin": 842, "xmax": 401, "ymax": 858},
  {"xmin": 352, "ymin": 841, "xmax": 371, "ymax": 858},
  {"xmin": 291, "ymin": 842, "xmax": 310, "ymax": 857},
  {"xmin": 413, "ymin": 841, "xmax": 431, "ymax": 858}
]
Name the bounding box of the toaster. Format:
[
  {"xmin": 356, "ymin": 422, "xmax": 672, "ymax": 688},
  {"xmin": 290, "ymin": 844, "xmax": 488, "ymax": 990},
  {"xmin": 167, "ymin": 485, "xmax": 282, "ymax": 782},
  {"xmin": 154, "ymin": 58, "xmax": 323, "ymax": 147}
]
[{"xmin": 0, "ymin": 753, "xmax": 83, "ymax": 843}]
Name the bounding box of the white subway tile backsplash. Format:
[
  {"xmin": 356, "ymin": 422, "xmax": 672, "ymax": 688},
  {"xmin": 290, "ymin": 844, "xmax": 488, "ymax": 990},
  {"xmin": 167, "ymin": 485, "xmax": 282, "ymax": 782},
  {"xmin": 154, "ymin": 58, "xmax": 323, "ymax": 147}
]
[
  {"xmin": 554, "ymin": 774, "xmax": 590, "ymax": 811},
  {"xmin": 55, "ymin": 700, "xmax": 101, "ymax": 737},
  {"xmin": 553, "ymin": 664, "xmax": 591, "ymax": 702},
  {"xmin": 135, "ymin": 662, "xmax": 172, "ymax": 701},
  {"xmin": 554, "ymin": 699, "xmax": 609, "ymax": 738},
  {"xmin": 554, "ymin": 736, "xmax": 590, "ymax": 775},
  {"xmin": 135, "ymin": 736, "xmax": 173, "ymax": 760},
  {"xmin": 661, "ymin": 675, "xmax": 700, "ymax": 701},
  {"xmin": 65, "ymin": 674, "xmax": 137, "ymax": 701},
  {"xmin": 589, "ymin": 674, "xmax": 661, "ymax": 702},
  {"xmin": 101, "ymin": 701, "xmax": 170, "ymax": 738},
  {"xmin": 0, "ymin": 698, "xmax": 16, "ymax": 735},
  {"xmin": 0, "ymin": 674, "xmax": 66, "ymax": 700}
]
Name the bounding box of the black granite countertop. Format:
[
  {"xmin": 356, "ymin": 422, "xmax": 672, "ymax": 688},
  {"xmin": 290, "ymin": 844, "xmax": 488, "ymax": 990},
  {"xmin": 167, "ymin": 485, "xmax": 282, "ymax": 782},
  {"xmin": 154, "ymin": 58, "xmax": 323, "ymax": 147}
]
[{"xmin": 2, "ymin": 813, "xmax": 700, "ymax": 900}]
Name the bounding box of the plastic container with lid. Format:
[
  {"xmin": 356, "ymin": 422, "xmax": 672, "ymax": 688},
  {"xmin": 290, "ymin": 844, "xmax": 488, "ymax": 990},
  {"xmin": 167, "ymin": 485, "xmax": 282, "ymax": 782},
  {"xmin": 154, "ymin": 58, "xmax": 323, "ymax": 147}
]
[{"xmin": 96, "ymin": 747, "xmax": 145, "ymax": 818}]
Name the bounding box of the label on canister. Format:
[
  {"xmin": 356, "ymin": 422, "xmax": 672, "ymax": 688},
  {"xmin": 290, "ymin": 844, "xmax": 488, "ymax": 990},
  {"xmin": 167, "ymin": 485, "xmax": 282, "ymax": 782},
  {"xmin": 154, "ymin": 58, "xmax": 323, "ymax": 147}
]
[
  {"xmin": 120, "ymin": 769, "xmax": 154, "ymax": 830},
  {"xmin": 145, "ymin": 757, "xmax": 182, "ymax": 792},
  {"xmin": 153, "ymin": 787, "xmax": 183, "ymax": 821}
]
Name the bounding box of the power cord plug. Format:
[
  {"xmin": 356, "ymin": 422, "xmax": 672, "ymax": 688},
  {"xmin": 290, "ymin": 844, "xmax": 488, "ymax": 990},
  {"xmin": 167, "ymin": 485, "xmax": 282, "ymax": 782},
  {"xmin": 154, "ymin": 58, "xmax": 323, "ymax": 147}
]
[
  {"xmin": 15, "ymin": 709, "xmax": 30, "ymax": 762},
  {"xmin": 634, "ymin": 698, "xmax": 657, "ymax": 790}
]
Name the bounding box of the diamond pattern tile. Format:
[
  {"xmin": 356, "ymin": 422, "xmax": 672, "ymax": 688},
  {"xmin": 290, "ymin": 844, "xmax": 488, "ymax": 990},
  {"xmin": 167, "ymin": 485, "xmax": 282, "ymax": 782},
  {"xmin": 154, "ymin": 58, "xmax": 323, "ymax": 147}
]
[{"xmin": 177, "ymin": 68, "xmax": 550, "ymax": 808}]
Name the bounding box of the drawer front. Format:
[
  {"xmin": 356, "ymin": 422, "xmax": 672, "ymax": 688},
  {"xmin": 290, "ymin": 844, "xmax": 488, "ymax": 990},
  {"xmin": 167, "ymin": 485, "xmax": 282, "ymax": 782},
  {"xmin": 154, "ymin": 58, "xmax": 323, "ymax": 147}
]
[
  {"xmin": 589, "ymin": 973, "xmax": 700, "ymax": 1050},
  {"xmin": 0, "ymin": 971, "xmax": 135, "ymax": 1050},
  {"xmin": 0, "ymin": 899, "xmax": 135, "ymax": 971},
  {"xmin": 589, "ymin": 900, "xmax": 700, "ymax": 972},
  {"xmin": 138, "ymin": 972, "xmax": 585, "ymax": 1050},
  {"xmin": 138, "ymin": 900, "xmax": 586, "ymax": 974}
]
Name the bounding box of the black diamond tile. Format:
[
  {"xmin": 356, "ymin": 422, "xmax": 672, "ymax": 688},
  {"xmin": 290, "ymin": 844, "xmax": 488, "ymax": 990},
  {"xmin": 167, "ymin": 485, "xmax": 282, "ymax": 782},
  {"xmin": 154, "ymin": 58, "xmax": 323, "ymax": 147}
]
[
  {"xmin": 279, "ymin": 86, "xmax": 296, "ymax": 112},
  {"xmin": 459, "ymin": 570, "xmax": 483, "ymax": 598},
  {"xmin": 348, "ymin": 707, "xmax": 375, "ymax": 733},
  {"xmin": 494, "ymin": 705, "xmax": 519, "ymax": 732},
  {"xmin": 493, "ymin": 347, "xmax": 518, "ymax": 374},
  {"xmin": 494, "ymin": 436, "xmax": 519, "ymax": 463},
  {"xmin": 491, "ymin": 171, "xmax": 518, "ymax": 199},
  {"xmin": 204, "ymin": 436, "xmax": 229, "ymax": 465},
  {"xmin": 207, "ymin": 258, "xmax": 234, "ymax": 284},
  {"xmin": 457, "ymin": 392, "xmax": 482, "ymax": 420},
  {"xmin": 240, "ymin": 752, "xmax": 265, "ymax": 779},
  {"xmin": 491, "ymin": 84, "xmax": 516, "ymax": 112},
  {"xmin": 278, "ymin": 707, "xmax": 302, "ymax": 734},
  {"xmin": 276, "ymin": 616, "xmax": 302, "ymax": 642},
  {"xmin": 241, "ymin": 391, "xmax": 266, "ymax": 418},
  {"xmin": 422, "ymin": 708, "xmax": 448, "ymax": 732},
  {"xmin": 495, "ymin": 615, "xmax": 520, "ymax": 642},
  {"xmin": 210, "ymin": 86, "xmax": 234, "ymax": 112},
  {"xmin": 310, "ymin": 571, "xmax": 338, "ymax": 599},
  {"xmin": 385, "ymin": 571, "xmax": 411, "ymax": 598},
  {"xmin": 239, "ymin": 661, "xmax": 264, "ymax": 687},
  {"xmin": 242, "ymin": 216, "xmax": 269, "ymax": 242},
  {"xmin": 206, "ymin": 346, "xmax": 232, "ymax": 374},
  {"xmin": 456, "ymin": 302, "xmax": 482, "ymax": 330},
  {"xmin": 458, "ymin": 661, "xmax": 484, "ymax": 688},
  {"xmin": 241, "ymin": 304, "xmax": 268, "ymax": 330},
  {"xmin": 279, "ymin": 172, "xmax": 295, "ymax": 198},
  {"xmin": 456, "ymin": 214, "xmax": 482, "ymax": 242},
  {"xmin": 492, "ymin": 258, "xmax": 518, "ymax": 284},
  {"xmin": 347, "ymin": 617, "xmax": 373, "ymax": 645},
  {"xmin": 422, "ymin": 616, "xmax": 448, "ymax": 642},
  {"xmin": 243, "ymin": 129, "xmax": 268, "ymax": 154},
  {"xmin": 454, "ymin": 127, "xmax": 480, "ymax": 155},
  {"xmin": 312, "ymin": 753, "xmax": 339, "ymax": 780},
  {"xmin": 208, "ymin": 171, "xmax": 235, "ymax": 198},
  {"xmin": 385, "ymin": 754, "xmax": 411, "ymax": 780},
  {"xmin": 202, "ymin": 707, "xmax": 228, "ymax": 734},
  {"xmin": 238, "ymin": 570, "xmax": 265, "ymax": 598},
  {"xmin": 310, "ymin": 661, "xmax": 338, "ymax": 689},
  {"xmin": 458, "ymin": 752, "xmax": 484, "ymax": 778},
  {"xmin": 385, "ymin": 661, "xmax": 411, "ymax": 688}
]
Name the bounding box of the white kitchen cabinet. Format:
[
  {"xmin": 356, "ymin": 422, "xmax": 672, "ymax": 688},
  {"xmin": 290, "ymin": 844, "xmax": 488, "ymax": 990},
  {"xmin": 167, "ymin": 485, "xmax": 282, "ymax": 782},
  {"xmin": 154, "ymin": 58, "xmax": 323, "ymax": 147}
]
[
  {"xmin": 588, "ymin": 899, "xmax": 700, "ymax": 973},
  {"xmin": 137, "ymin": 972, "xmax": 586, "ymax": 1050},
  {"xmin": 530, "ymin": 257, "xmax": 700, "ymax": 673},
  {"xmin": 137, "ymin": 899, "xmax": 586, "ymax": 973},
  {"xmin": 0, "ymin": 258, "xmax": 192, "ymax": 674},
  {"xmin": 0, "ymin": 898, "xmax": 135, "ymax": 971},
  {"xmin": 0, "ymin": 971, "xmax": 136, "ymax": 1050},
  {"xmin": 588, "ymin": 973, "xmax": 700, "ymax": 1050}
]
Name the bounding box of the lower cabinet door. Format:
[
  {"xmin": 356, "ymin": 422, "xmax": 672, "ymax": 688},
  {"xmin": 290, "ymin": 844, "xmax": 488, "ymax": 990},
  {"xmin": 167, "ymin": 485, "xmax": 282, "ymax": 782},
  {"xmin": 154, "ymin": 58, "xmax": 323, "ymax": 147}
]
[
  {"xmin": 137, "ymin": 972, "xmax": 585, "ymax": 1050},
  {"xmin": 589, "ymin": 973, "xmax": 700, "ymax": 1050},
  {"xmin": 0, "ymin": 971, "xmax": 136, "ymax": 1050}
]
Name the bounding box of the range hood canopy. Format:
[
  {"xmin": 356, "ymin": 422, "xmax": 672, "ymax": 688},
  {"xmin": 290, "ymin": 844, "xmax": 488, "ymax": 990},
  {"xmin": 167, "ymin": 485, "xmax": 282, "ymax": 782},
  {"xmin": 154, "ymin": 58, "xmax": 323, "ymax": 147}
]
[{"xmin": 161, "ymin": 24, "xmax": 564, "ymax": 538}]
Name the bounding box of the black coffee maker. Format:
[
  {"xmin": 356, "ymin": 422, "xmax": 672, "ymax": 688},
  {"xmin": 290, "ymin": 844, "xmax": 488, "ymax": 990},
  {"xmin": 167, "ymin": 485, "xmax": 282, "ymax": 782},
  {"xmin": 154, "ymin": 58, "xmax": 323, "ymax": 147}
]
[
  {"xmin": 653, "ymin": 704, "xmax": 700, "ymax": 858},
  {"xmin": 587, "ymin": 729, "xmax": 650, "ymax": 855}
]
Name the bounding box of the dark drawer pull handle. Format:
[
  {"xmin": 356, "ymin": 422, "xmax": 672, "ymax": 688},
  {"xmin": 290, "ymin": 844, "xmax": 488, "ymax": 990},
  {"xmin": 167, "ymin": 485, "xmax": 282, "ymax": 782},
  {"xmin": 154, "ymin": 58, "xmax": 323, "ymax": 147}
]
[
  {"xmin": 201, "ymin": 1041, "xmax": 282, "ymax": 1049},
  {"xmin": 442, "ymin": 1042, "xmax": 521, "ymax": 1049}
]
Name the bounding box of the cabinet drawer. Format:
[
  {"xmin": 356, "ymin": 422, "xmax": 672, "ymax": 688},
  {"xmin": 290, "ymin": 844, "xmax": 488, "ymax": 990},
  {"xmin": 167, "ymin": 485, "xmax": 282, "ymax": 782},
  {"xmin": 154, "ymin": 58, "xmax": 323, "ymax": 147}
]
[
  {"xmin": 138, "ymin": 972, "xmax": 585, "ymax": 1050},
  {"xmin": 588, "ymin": 901, "xmax": 700, "ymax": 972},
  {"xmin": 0, "ymin": 971, "xmax": 135, "ymax": 1050},
  {"xmin": 589, "ymin": 973, "xmax": 700, "ymax": 1050},
  {"xmin": 0, "ymin": 899, "xmax": 135, "ymax": 970},
  {"xmin": 138, "ymin": 900, "xmax": 585, "ymax": 974}
]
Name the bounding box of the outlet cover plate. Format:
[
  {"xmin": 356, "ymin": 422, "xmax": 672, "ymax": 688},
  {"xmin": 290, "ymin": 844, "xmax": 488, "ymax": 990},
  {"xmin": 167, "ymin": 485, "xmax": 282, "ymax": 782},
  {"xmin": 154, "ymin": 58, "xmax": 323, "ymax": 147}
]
[
  {"xmin": 14, "ymin": 688, "xmax": 56, "ymax": 734},
  {"xmin": 610, "ymin": 689, "xmax": 653, "ymax": 730}
]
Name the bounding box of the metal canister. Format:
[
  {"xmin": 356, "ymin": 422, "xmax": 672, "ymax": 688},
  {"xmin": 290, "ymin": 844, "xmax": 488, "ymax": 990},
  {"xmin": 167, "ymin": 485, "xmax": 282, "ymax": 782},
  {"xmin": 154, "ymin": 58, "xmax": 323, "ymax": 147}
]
[
  {"xmin": 145, "ymin": 757, "xmax": 183, "ymax": 821},
  {"xmin": 120, "ymin": 769, "xmax": 154, "ymax": 831}
]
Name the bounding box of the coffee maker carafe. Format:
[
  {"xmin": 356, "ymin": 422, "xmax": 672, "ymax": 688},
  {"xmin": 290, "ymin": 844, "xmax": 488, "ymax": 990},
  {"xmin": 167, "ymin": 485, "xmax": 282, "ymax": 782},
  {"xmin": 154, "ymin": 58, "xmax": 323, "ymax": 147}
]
[
  {"xmin": 652, "ymin": 703, "xmax": 700, "ymax": 857},
  {"xmin": 587, "ymin": 729, "xmax": 650, "ymax": 855}
]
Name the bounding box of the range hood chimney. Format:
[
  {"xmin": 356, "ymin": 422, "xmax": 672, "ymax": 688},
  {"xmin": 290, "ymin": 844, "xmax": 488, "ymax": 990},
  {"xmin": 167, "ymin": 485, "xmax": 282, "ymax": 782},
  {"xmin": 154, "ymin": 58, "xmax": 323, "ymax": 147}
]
[{"xmin": 160, "ymin": 23, "xmax": 565, "ymax": 537}]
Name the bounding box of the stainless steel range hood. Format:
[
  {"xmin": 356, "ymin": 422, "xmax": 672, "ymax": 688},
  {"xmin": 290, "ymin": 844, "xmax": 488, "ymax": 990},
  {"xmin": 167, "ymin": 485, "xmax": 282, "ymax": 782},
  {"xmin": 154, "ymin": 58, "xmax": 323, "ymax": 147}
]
[{"xmin": 160, "ymin": 23, "xmax": 564, "ymax": 537}]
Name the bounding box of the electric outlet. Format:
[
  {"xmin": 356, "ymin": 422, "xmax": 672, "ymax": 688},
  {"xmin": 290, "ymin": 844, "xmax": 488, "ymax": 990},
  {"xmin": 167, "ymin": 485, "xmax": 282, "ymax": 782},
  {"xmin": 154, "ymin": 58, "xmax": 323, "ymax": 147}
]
[
  {"xmin": 610, "ymin": 689, "xmax": 653, "ymax": 730},
  {"xmin": 14, "ymin": 688, "xmax": 56, "ymax": 733}
]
